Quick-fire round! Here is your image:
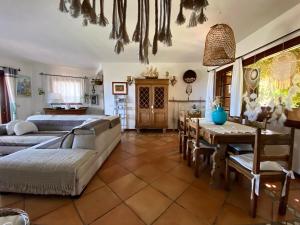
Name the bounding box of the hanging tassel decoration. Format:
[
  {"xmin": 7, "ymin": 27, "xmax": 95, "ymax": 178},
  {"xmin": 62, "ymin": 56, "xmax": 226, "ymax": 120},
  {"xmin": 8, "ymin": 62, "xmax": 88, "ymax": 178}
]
[
  {"xmin": 132, "ymin": 0, "xmax": 141, "ymax": 42},
  {"xmin": 139, "ymin": 0, "xmax": 145, "ymax": 63},
  {"xmin": 143, "ymin": 0, "xmax": 150, "ymax": 64},
  {"xmin": 69, "ymin": 0, "xmax": 81, "ymax": 18},
  {"xmin": 197, "ymin": 7, "xmax": 207, "ymax": 24},
  {"xmin": 152, "ymin": 0, "xmax": 159, "ymax": 55},
  {"xmin": 90, "ymin": 0, "xmax": 98, "ymax": 24},
  {"xmin": 158, "ymin": 0, "xmax": 166, "ymax": 42},
  {"xmin": 98, "ymin": 0, "xmax": 109, "ymax": 26},
  {"xmin": 194, "ymin": 0, "xmax": 209, "ymax": 11},
  {"xmin": 110, "ymin": 0, "xmax": 118, "ymax": 39},
  {"xmin": 176, "ymin": 0, "xmax": 185, "ymax": 25},
  {"xmin": 165, "ymin": 0, "xmax": 172, "ymax": 46},
  {"xmin": 59, "ymin": 0, "xmax": 69, "ymax": 13},
  {"xmin": 182, "ymin": 0, "xmax": 193, "ymax": 10},
  {"xmin": 114, "ymin": 39, "xmax": 124, "ymax": 54},
  {"xmin": 121, "ymin": 0, "xmax": 130, "ymax": 45},
  {"xmin": 81, "ymin": 0, "xmax": 93, "ymax": 26},
  {"xmin": 188, "ymin": 11, "xmax": 197, "ymax": 27}
]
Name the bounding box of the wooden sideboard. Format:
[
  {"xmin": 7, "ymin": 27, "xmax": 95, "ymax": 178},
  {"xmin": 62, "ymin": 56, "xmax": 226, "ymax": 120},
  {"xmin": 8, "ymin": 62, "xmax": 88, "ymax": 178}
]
[
  {"xmin": 43, "ymin": 107, "xmax": 88, "ymax": 115},
  {"xmin": 135, "ymin": 79, "xmax": 169, "ymax": 132}
]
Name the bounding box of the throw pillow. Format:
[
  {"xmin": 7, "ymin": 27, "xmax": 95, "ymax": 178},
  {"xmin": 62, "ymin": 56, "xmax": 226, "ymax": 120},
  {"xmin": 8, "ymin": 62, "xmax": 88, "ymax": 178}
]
[
  {"xmin": 6, "ymin": 120, "xmax": 22, "ymax": 135},
  {"xmin": 14, "ymin": 121, "xmax": 38, "ymax": 136}
]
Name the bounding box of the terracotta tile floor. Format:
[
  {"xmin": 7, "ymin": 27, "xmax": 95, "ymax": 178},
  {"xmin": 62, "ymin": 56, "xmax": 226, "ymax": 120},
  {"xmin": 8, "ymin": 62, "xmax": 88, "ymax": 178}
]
[{"xmin": 1, "ymin": 131, "xmax": 300, "ymax": 225}]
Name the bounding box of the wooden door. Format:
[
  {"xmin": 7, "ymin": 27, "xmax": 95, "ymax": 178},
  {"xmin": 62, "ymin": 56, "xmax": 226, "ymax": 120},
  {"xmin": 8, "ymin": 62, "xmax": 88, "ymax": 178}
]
[
  {"xmin": 136, "ymin": 85, "xmax": 152, "ymax": 128},
  {"xmin": 152, "ymin": 85, "xmax": 168, "ymax": 128}
]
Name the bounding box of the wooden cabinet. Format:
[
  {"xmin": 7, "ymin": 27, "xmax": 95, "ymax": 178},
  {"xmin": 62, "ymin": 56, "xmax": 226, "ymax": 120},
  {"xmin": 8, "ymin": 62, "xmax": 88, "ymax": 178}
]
[
  {"xmin": 43, "ymin": 107, "xmax": 88, "ymax": 115},
  {"xmin": 135, "ymin": 79, "xmax": 169, "ymax": 132}
]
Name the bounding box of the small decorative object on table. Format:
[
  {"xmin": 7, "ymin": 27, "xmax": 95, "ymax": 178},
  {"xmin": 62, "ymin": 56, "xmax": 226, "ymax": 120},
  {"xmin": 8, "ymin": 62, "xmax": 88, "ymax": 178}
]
[
  {"xmin": 0, "ymin": 208, "xmax": 30, "ymax": 225},
  {"xmin": 211, "ymin": 96, "xmax": 227, "ymax": 125},
  {"xmin": 141, "ymin": 66, "xmax": 159, "ymax": 79}
]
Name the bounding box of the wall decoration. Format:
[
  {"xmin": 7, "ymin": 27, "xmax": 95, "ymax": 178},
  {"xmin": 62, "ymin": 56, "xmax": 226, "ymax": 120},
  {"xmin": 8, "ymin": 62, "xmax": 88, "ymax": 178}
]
[
  {"xmin": 186, "ymin": 84, "xmax": 192, "ymax": 101},
  {"xmin": 183, "ymin": 70, "xmax": 197, "ymax": 83},
  {"xmin": 243, "ymin": 93, "xmax": 262, "ymax": 121},
  {"xmin": 90, "ymin": 94, "xmax": 99, "ymax": 105},
  {"xmin": 140, "ymin": 66, "xmax": 159, "ymax": 79},
  {"xmin": 38, "ymin": 88, "xmax": 45, "ymax": 95},
  {"xmin": 244, "ymin": 68, "xmax": 260, "ymax": 91},
  {"xmin": 268, "ymin": 97, "xmax": 287, "ymax": 127},
  {"xmin": 270, "ymin": 51, "xmax": 297, "ymax": 89},
  {"xmin": 112, "ymin": 82, "xmax": 128, "ymax": 95},
  {"xmin": 16, "ymin": 75, "xmax": 32, "ymax": 97}
]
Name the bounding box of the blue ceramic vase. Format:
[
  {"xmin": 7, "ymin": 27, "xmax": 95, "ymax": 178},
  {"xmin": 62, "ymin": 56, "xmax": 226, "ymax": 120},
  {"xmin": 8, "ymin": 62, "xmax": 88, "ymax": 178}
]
[{"xmin": 212, "ymin": 107, "xmax": 227, "ymax": 125}]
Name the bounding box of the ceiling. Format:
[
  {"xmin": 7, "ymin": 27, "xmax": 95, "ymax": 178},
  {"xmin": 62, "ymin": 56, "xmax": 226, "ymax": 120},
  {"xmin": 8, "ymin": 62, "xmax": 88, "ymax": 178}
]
[{"xmin": 0, "ymin": 0, "xmax": 298, "ymax": 69}]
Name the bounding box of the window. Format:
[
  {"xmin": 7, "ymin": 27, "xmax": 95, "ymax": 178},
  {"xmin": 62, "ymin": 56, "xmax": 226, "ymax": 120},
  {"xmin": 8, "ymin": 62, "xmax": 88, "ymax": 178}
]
[
  {"xmin": 48, "ymin": 76, "xmax": 85, "ymax": 103},
  {"xmin": 215, "ymin": 66, "xmax": 233, "ymax": 114},
  {"xmin": 244, "ymin": 43, "xmax": 300, "ymax": 108}
]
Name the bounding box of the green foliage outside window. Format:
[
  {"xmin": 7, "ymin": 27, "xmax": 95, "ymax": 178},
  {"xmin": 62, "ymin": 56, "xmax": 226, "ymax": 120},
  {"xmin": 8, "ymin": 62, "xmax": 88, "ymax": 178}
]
[{"xmin": 245, "ymin": 46, "xmax": 300, "ymax": 108}]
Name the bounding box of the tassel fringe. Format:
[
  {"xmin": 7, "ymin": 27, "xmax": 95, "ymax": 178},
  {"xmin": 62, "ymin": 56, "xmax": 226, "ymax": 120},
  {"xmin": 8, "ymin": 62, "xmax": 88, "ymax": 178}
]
[{"xmin": 69, "ymin": 0, "xmax": 81, "ymax": 18}]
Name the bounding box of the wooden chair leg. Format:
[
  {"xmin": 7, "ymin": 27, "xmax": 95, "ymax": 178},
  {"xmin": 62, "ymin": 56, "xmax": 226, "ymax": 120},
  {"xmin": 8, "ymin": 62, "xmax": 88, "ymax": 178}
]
[
  {"xmin": 187, "ymin": 145, "xmax": 192, "ymax": 167},
  {"xmin": 194, "ymin": 148, "xmax": 201, "ymax": 177},
  {"xmin": 225, "ymin": 159, "xmax": 230, "ymax": 190},
  {"xmin": 179, "ymin": 133, "xmax": 182, "ymax": 153},
  {"xmin": 279, "ymin": 177, "xmax": 290, "ymax": 215},
  {"xmin": 250, "ymin": 181, "xmax": 258, "ymax": 218},
  {"xmin": 183, "ymin": 136, "xmax": 187, "ymax": 160}
]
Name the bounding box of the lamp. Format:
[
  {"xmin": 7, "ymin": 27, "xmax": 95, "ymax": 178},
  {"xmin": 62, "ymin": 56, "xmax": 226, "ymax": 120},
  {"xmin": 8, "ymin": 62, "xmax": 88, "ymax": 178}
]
[
  {"xmin": 203, "ymin": 24, "xmax": 236, "ymax": 66},
  {"xmin": 47, "ymin": 93, "xmax": 63, "ymax": 108}
]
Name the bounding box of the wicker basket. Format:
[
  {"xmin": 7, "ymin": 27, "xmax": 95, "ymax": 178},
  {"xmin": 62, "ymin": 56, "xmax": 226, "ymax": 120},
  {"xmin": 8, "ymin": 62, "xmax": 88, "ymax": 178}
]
[{"xmin": 203, "ymin": 24, "xmax": 236, "ymax": 66}]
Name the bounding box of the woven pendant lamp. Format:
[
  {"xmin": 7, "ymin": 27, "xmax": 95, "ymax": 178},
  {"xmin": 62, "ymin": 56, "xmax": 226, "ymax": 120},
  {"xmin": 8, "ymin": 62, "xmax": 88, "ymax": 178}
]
[{"xmin": 203, "ymin": 24, "xmax": 236, "ymax": 66}]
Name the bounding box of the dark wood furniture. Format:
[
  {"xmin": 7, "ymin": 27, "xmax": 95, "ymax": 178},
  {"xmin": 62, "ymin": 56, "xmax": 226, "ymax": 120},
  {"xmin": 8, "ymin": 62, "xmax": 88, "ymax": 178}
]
[
  {"xmin": 135, "ymin": 79, "xmax": 169, "ymax": 132},
  {"xmin": 178, "ymin": 112, "xmax": 187, "ymax": 154},
  {"xmin": 43, "ymin": 107, "xmax": 88, "ymax": 115},
  {"xmin": 188, "ymin": 118, "xmax": 215, "ymax": 176},
  {"xmin": 226, "ymin": 127, "xmax": 295, "ymax": 217}
]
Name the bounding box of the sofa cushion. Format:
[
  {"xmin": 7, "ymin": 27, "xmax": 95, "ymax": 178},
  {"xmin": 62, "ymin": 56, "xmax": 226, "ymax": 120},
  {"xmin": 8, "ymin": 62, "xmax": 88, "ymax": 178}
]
[
  {"xmin": 6, "ymin": 120, "xmax": 22, "ymax": 135},
  {"xmin": 14, "ymin": 121, "xmax": 38, "ymax": 136},
  {"xmin": 0, "ymin": 134, "xmax": 61, "ymax": 147},
  {"xmin": 0, "ymin": 124, "xmax": 7, "ymax": 135}
]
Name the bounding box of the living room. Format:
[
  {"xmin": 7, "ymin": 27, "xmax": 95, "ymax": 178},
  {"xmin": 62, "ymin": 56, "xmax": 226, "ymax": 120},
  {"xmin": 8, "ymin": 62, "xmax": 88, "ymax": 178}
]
[{"xmin": 0, "ymin": 1, "xmax": 300, "ymax": 225}]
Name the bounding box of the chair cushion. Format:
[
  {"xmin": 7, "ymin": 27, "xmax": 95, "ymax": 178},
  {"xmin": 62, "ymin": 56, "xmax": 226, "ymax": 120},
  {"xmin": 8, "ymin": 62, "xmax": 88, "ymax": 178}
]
[
  {"xmin": 228, "ymin": 144, "xmax": 253, "ymax": 154},
  {"xmin": 230, "ymin": 153, "xmax": 283, "ymax": 171}
]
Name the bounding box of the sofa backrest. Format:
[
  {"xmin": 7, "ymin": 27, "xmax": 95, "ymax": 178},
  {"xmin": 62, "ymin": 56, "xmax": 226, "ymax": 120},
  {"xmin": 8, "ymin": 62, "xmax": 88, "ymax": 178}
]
[{"xmin": 28, "ymin": 120, "xmax": 85, "ymax": 131}]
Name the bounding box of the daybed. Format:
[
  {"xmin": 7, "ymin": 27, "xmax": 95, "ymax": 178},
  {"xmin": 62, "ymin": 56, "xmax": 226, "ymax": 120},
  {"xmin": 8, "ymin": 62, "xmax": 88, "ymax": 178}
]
[{"xmin": 0, "ymin": 115, "xmax": 121, "ymax": 196}]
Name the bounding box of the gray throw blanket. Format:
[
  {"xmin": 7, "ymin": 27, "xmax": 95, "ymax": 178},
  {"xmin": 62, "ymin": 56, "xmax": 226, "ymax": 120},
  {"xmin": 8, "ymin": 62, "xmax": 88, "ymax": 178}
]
[{"xmin": 0, "ymin": 148, "xmax": 96, "ymax": 195}]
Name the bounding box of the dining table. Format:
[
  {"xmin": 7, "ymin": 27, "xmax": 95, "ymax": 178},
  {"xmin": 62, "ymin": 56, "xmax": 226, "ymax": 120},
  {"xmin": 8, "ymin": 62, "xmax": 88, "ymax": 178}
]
[{"xmin": 188, "ymin": 118, "xmax": 282, "ymax": 187}]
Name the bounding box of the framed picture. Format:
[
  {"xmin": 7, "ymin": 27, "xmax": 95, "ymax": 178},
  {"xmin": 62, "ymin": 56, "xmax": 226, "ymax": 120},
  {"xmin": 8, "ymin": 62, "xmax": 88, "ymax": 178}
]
[
  {"xmin": 90, "ymin": 94, "xmax": 99, "ymax": 105},
  {"xmin": 112, "ymin": 82, "xmax": 128, "ymax": 95},
  {"xmin": 16, "ymin": 75, "xmax": 32, "ymax": 97}
]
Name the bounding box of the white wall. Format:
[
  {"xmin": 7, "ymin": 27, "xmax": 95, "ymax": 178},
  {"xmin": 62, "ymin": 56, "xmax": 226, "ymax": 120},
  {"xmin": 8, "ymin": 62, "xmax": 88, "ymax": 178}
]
[
  {"xmin": 0, "ymin": 56, "xmax": 103, "ymax": 119},
  {"xmin": 103, "ymin": 63, "xmax": 208, "ymax": 129}
]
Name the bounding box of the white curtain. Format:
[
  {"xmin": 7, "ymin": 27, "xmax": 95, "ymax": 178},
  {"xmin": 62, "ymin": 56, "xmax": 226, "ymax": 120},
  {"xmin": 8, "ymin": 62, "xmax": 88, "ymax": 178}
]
[
  {"xmin": 230, "ymin": 58, "xmax": 244, "ymax": 117},
  {"xmin": 47, "ymin": 76, "xmax": 85, "ymax": 103},
  {"xmin": 4, "ymin": 68, "xmax": 17, "ymax": 120},
  {"xmin": 205, "ymin": 70, "xmax": 216, "ymax": 121}
]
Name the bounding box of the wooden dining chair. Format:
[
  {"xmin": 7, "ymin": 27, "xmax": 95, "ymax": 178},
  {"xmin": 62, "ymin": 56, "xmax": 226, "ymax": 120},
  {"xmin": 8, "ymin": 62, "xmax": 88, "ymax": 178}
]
[
  {"xmin": 185, "ymin": 118, "xmax": 215, "ymax": 176},
  {"xmin": 228, "ymin": 119, "xmax": 267, "ymax": 155},
  {"xmin": 178, "ymin": 113, "xmax": 187, "ymax": 154},
  {"xmin": 225, "ymin": 127, "xmax": 295, "ymax": 217}
]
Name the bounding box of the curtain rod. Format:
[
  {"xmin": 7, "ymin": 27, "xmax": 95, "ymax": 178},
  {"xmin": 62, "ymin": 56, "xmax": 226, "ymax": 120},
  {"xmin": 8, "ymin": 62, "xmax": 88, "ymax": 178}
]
[
  {"xmin": 0, "ymin": 66, "xmax": 21, "ymax": 71},
  {"xmin": 39, "ymin": 72, "xmax": 89, "ymax": 80},
  {"xmin": 207, "ymin": 28, "xmax": 300, "ymax": 72}
]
